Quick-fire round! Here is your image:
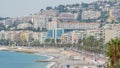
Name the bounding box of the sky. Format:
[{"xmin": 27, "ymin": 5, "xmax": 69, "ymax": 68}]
[{"xmin": 0, "ymin": 0, "xmax": 97, "ymax": 18}]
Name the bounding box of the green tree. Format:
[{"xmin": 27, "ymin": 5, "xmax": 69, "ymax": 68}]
[
  {"xmin": 81, "ymin": 2, "xmax": 88, "ymax": 8},
  {"xmin": 0, "ymin": 17, "xmax": 10, "ymax": 20},
  {"xmin": 41, "ymin": 28, "xmax": 47, "ymax": 32},
  {"xmin": 106, "ymin": 38, "xmax": 120, "ymax": 68},
  {"xmin": 51, "ymin": 39, "xmax": 55, "ymax": 44},
  {"xmin": 56, "ymin": 39, "xmax": 61, "ymax": 44},
  {"xmin": 30, "ymin": 40, "xmax": 40, "ymax": 46},
  {"xmin": 77, "ymin": 39, "xmax": 82, "ymax": 44},
  {"xmin": 36, "ymin": 27, "xmax": 41, "ymax": 32},
  {"xmin": 45, "ymin": 39, "xmax": 51, "ymax": 44},
  {"xmin": 46, "ymin": 6, "xmax": 53, "ymax": 10},
  {"xmin": 55, "ymin": 5, "xmax": 68, "ymax": 13},
  {"xmin": 80, "ymin": 36, "xmax": 103, "ymax": 53},
  {"xmin": 28, "ymin": 21, "xmax": 33, "ymax": 25},
  {"xmin": 77, "ymin": 13, "xmax": 82, "ymax": 22},
  {"xmin": 0, "ymin": 39, "xmax": 10, "ymax": 45},
  {"xmin": 20, "ymin": 33, "xmax": 27, "ymax": 46}
]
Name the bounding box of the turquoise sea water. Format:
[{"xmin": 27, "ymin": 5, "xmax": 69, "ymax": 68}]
[{"xmin": 0, "ymin": 51, "xmax": 49, "ymax": 68}]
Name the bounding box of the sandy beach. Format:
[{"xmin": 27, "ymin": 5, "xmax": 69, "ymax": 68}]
[{"xmin": 0, "ymin": 46, "xmax": 107, "ymax": 68}]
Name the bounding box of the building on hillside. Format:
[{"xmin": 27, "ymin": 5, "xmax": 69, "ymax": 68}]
[
  {"xmin": 32, "ymin": 15, "xmax": 47, "ymax": 29},
  {"xmin": 58, "ymin": 12, "xmax": 76, "ymax": 22},
  {"xmin": 67, "ymin": 6, "xmax": 82, "ymax": 12},
  {"xmin": 1, "ymin": 30, "xmax": 7, "ymax": 39},
  {"xmin": 82, "ymin": 10, "xmax": 101, "ymax": 20},
  {"xmin": 0, "ymin": 20, "xmax": 4, "ymax": 24},
  {"xmin": 3, "ymin": 19, "xmax": 14, "ymax": 26},
  {"xmin": 109, "ymin": 0, "xmax": 120, "ymax": 2},
  {"xmin": 58, "ymin": 22, "xmax": 100, "ymax": 30},
  {"xmin": 47, "ymin": 18, "xmax": 58, "ymax": 29},
  {"xmin": 47, "ymin": 18, "xmax": 100, "ymax": 30},
  {"xmin": 109, "ymin": 9, "xmax": 120, "ymax": 20},
  {"xmin": 17, "ymin": 23, "xmax": 33, "ymax": 29},
  {"xmin": 37, "ymin": 10, "xmax": 58, "ymax": 18},
  {"xmin": 11, "ymin": 16, "xmax": 33, "ymax": 26}
]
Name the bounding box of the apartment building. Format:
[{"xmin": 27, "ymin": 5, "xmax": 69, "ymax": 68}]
[
  {"xmin": 47, "ymin": 18, "xmax": 58, "ymax": 29},
  {"xmin": 17, "ymin": 23, "xmax": 33, "ymax": 29},
  {"xmin": 61, "ymin": 30, "xmax": 87, "ymax": 44},
  {"xmin": 87, "ymin": 29, "xmax": 104, "ymax": 40},
  {"xmin": 47, "ymin": 28, "xmax": 64, "ymax": 43},
  {"xmin": 32, "ymin": 15, "xmax": 47, "ymax": 29},
  {"xmin": 0, "ymin": 30, "xmax": 7, "ymax": 39},
  {"xmin": 58, "ymin": 22, "xmax": 100, "ymax": 30},
  {"xmin": 58, "ymin": 12, "xmax": 75, "ymax": 22},
  {"xmin": 71, "ymin": 30, "xmax": 87, "ymax": 44},
  {"xmin": 38, "ymin": 10, "xmax": 58, "ymax": 18},
  {"xmin": 82, "ymin": 10, "xmax": 101, "ymax": 20},
  {"xmin": 39, "ymin": 32, "xmax": 48, "ymax": 44},
  {"xmin": 103, "ymin": 24, "xmax": 120, "ymax": 43},
  {"xmin": 109, "ymin": 9, "xmax": 120, "ymax": 19},
  {"xmin": 61, "ymin": 32, "xmax": 72, "ymax": 44}
]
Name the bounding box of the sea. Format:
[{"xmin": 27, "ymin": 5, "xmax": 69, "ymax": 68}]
[{"xmin": 0, "ymin": 51, "xmax": 52, "ymax": 68}]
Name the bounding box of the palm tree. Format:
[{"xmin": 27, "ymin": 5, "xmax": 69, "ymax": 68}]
[
  {"xmin": 56, "ymin": 39, "xmax": 61, "ymax": 44},
  {"xmin": 45, "ymin": 39, "xmax": 51, "ymax": 44},
  {"xmin": 20, "ymin": 33, "xmax": 27, "ymax": 46},
  {"xmin": 106, "ymin": 38, "xmax": 120, "ymax": 68}
]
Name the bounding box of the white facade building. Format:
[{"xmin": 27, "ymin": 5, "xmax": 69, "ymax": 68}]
[
  {"xmin": 82, "ymin": 10, "xmax": 101, "ymax": 20},
  {"xmin": 17, "ymin": 23, "xmax": 33, "ymax": 29},
  {"xmin": 103, "ymin": 24, "xmax": 120, "ymax": 43},
  {"xmin": 32, "ymin": 15, "xmax": 46, "ymax": 29},
  {"xmin": 58, "ymin": 22, "xmax": 100, "ymax": 30}
]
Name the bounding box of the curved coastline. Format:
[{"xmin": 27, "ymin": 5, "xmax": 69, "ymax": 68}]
[
  {"xmin": 0, "ymin": 46, "xmax": 56, "ymax": 68},
  {"xmin": 46, "ymin": 56, "xmax": 56, "ymax": 68},
  {"xmin": 0, "ymin": 46, "xmax": 107, "ymax": 68},
  {"xmin": 35, "ymin": 53, "xmax": 56, "ymax": 68}
]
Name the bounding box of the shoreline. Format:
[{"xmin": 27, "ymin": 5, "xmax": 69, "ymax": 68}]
[
  {"xmin": 0, "ymin": 46, "xmax": 59, "ymax": 68},
  {"xmin": 34, "ymin": 53, "xmax": 56, "ymax": 68},
  {"xmin": 0, "ymin": 46, "xmax": 107, "ymax": 68}
]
